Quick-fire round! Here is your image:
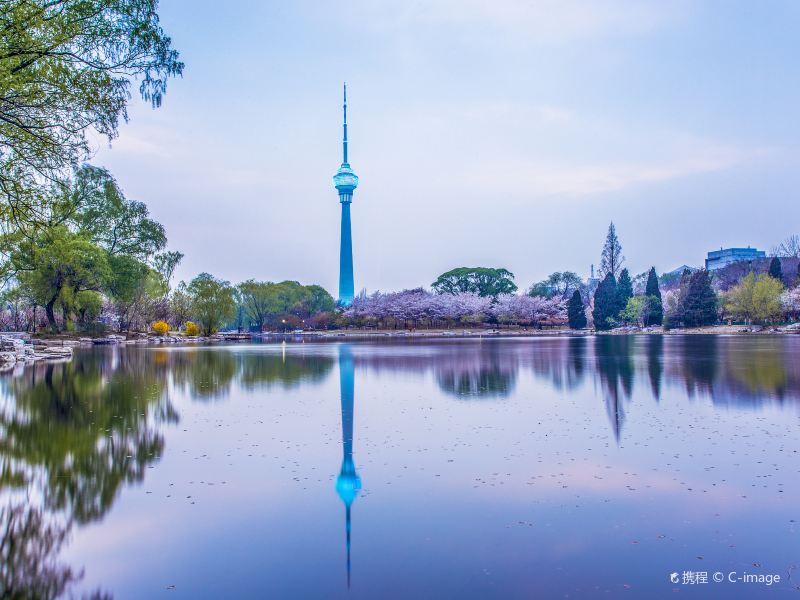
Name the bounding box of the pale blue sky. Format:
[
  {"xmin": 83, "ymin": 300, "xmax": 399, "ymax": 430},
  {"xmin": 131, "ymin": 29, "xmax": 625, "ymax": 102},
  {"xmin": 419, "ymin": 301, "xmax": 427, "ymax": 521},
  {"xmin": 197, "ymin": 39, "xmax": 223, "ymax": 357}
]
[{"xmin": 91, "ymin": 0, "xmax": 800, "ymax": 293}]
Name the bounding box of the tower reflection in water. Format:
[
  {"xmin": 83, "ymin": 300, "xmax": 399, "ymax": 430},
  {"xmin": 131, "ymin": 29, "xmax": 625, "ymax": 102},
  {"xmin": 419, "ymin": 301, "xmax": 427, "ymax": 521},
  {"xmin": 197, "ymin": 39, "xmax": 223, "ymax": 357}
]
[{"xmin": 334, "ymin": 345, "xmax": 360, "ymax": 588}]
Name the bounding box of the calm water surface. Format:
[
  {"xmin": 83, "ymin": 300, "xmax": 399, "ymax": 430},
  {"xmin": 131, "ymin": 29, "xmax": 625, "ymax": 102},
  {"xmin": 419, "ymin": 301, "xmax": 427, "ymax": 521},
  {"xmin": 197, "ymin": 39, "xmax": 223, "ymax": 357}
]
[{"xmin": 1, "ymin": 336, "xmax": 798, "ymax": 598}]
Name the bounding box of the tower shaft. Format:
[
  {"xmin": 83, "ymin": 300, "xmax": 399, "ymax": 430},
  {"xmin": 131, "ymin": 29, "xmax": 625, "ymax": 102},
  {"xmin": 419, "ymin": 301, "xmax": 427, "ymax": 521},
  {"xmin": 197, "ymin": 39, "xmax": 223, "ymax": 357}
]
[{"xmin": 339, "ymin": 202, "xmax": 354, "ymax": 306}]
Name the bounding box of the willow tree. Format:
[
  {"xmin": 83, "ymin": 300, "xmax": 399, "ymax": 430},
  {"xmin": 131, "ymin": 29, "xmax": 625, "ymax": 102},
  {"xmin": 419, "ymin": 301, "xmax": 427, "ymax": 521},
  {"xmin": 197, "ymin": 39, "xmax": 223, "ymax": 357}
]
[
  {"xmin": 0, "ymin": 0, "xmax": 182, "ymax": 230},
  {"xmin": 187, "ymin": 273, "xmax": 236, "ymax": 336},
  {"xmin": 15, "ymin": 226, "xmax": 110, "ymax": 331}
]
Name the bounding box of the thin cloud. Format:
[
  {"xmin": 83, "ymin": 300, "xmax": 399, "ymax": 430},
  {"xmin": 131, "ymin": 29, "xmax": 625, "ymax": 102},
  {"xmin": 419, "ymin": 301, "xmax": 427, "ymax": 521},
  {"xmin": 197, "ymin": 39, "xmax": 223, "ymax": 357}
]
[
  {"xmin": 462, "ymin": 147, "xmax": 767, "ymax": 198},
  {"xmin": 351, "ymin": 0, "xmax": 685, "ymax": 44}
]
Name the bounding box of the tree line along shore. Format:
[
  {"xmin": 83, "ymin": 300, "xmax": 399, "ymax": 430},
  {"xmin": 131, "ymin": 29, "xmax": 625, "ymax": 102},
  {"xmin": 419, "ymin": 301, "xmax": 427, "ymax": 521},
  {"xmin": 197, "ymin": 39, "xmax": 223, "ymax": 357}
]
[{"xmin": 3, "ymin": 220, "xmax": 800, "ymax": 339}]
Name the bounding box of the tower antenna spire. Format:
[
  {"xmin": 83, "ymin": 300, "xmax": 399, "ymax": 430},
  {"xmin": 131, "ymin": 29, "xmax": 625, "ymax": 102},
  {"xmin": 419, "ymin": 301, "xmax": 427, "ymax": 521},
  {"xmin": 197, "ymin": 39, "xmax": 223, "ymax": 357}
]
[{"xmin": 342, "ymin": 82, "xmax": 348, "ymax": 164}]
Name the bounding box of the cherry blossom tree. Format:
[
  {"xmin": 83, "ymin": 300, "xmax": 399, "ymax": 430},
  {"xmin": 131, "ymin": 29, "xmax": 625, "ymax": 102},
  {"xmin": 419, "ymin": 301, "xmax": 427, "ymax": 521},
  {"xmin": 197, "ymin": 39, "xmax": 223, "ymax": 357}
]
[
  {"xmin": 781, "ymin": 286, "xmax": 800, "ymax": 320},
  {"xmin": 492, "ymin": 294, "xmax": 566, "ymax": 328},
  {"xmin": 345, "ymin": 289, "xmax": 492, "ymax": 328}
]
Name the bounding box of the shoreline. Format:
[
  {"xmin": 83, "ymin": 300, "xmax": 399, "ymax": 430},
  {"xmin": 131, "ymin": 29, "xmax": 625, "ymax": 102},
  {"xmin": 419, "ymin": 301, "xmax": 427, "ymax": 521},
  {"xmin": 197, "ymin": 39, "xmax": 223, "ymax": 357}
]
[
  {"xmin": 21, "ymin": 323, "xmax": 800, "ymax": 345},
  {"xmin": 269, "ymin": 324, "xmax": 799, "ymax": 338}
]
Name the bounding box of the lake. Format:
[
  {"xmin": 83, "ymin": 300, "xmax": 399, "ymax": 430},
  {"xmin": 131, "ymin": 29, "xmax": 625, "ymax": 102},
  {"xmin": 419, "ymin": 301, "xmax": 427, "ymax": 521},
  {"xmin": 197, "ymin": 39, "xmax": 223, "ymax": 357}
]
[{"xmin": 1, "ymin": 335, "xmax": 798, "ymax": 598}]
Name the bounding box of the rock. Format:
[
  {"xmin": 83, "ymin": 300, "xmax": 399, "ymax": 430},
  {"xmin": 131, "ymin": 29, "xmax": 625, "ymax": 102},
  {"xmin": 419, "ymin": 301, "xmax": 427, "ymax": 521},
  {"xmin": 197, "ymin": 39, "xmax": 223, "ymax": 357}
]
[
  {"xmin": 34, "ymin": 346, "xmax": 73, "ymax": 360},
  {"xmin": 0, "ymin": 333, "xmax": 74, "ymax": 370}
]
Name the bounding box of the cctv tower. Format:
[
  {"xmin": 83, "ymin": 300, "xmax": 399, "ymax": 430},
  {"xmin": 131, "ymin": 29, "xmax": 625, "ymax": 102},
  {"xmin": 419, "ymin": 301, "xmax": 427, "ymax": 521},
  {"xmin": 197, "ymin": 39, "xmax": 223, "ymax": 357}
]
[{"xmin": 333, "ymin": 83, "xmax": 358, "ymax": 306}]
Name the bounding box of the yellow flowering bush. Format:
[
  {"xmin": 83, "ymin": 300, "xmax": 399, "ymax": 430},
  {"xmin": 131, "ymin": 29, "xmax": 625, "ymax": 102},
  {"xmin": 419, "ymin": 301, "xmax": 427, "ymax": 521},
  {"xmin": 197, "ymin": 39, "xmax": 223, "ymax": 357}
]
[
  {"xmin": 152, "ymin": 320, "xmax": 170, "ymax": 335},
  {"xmin": 184, "ymin": 321, "xmax": 200, "ymax": 336}
]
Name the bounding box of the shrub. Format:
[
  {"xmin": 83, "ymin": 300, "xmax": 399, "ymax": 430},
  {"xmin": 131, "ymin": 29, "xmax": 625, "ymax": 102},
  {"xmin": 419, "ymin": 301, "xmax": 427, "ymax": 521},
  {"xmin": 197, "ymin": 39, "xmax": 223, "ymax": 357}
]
[
  {"xmin": 184, "ymin": 321, "xmax": 200, "ymax": 336},
  {"xmin": 152, "ymin": 320, "xmax": 170, "ymax": 335},
  {"xmin": 725, "ymin": 272, "xmax": 784, "ymax": 324}
]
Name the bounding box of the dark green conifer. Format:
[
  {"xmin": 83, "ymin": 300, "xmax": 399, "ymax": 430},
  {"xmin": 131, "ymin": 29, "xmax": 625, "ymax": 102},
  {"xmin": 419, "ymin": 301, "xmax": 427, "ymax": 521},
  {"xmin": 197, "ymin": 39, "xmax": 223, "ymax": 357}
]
[
  {"xmin": 567, "ymin": 289, "xmax": 587, "ymax": 329},
  {"xmin": 592, "ymin": 273, "xmax": 618, "ymax": 331},
  {"xmin": 768, "ymin": 256, "xmax": 783, "ymax": 282},
  {"xmin": 615, "ymin": 268, "xmax": 633, "ymax": 317},
  {"xmin": 682, "ymin": 270, "xmax": 718, "ymax": 327},
  {"xmin": 644, "ymin": 267, "xmax": 663, "ymax": 326}
]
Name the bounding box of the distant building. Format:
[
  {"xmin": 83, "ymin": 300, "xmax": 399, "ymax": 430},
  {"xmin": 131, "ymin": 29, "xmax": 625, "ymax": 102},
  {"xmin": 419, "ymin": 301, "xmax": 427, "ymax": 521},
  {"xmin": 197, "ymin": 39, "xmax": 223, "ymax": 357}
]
[
  {"xmin": 664, "ymin": 265, "xmax": 698, "ymax": 277},
  {"xmin": 705, "ymin": 247, "xmax": 766, "ymax": 271},
  {"xmin": 585, "ymin": 264, "xmax": 600, "ymax": 294}
]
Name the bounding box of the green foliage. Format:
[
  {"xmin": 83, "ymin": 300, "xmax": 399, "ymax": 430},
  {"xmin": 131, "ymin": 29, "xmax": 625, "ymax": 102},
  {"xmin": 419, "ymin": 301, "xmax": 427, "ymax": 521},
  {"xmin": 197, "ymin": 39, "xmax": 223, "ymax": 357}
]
[
  {"xmin": 0, "ymin": 0, "xmax": 182, "ymax": 224},
  {"xmin": 567, "ymin": 289, "xmax": 587, "ymax": 329},
  {"xmin": 302, "ymin": 284, "xmax": 337, "ymax": 315},
  {"xmin": 169, "ymin": 283, "xmax": 193, "ymax": 329},
  {"xmin": 2, "ymin": 164, "xmax": 178, "ymax": 332},
  {"xmin": 106, "ymin": 255, "xmax": 150, "ymax": 305},
  {"xmin": 621, "ymin": 296, "xmax": 645, "ymax": 325},
  {"xmin": 70, "ymin": 166, "xmax": 166, "ymax": 260},
  {"xmin": 620, "ymin": 295, "xmax": 661, "ymax": 327},
  {"xmin": 106, "ymin": 255, "xmax": 166, "ymax": 331},
  {"xmin": 15, "ymin": 226, "xmax": 110, "ymax": 332},
  {"xmin": 725, "ymin": 272, "xmax": 784, "ymax": 324},
  {"xmin": 74, "ymin": 291, "xmax": 103, "ymax": 329},
  {"xmin": 768, "ymin": 256, "xmax": 783, "ymax": 282},
  {"xmin": 186, "ymin": 273, "xmax": 236, "ymax": 336},
  {"xmin": 592, "ymin": 273, "xmax": 618, "ymax": 331},
  {"xmin": 237, "ymin": 280, "xmax": 335, "ymax": 331},
  {"xmin": 680, "ymin": 270, "xmax": 718, "ymax": 327},
  {"xmin": 432, "ymin": 267, "xmax": 517, "ymax": 297},
  {"xmin": 528, "ymin": 271, "xmax": 583, "ymax": 299},
  {"xmin": 644, "ymin": 267, "xmax": 663, "ymax": 325},
  {"xmin": 153, "ymin": 251, "xmax": 184, "ymax": 291},
  {"xmin": 615, "ymin": 268, "xmax": 633, "ymax": 317}
]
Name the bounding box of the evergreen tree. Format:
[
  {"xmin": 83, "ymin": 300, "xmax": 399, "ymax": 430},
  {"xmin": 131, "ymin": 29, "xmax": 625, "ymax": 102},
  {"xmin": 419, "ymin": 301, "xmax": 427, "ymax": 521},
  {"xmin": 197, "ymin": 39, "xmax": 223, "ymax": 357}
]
[
  {"xmin": 644, "ymin": 267, "xmax": 663, "ymax": 325},
  {"xmin": 682, "ymin": 270, "xmax": 718, "ymax": 327},
  {"xmin": 599, "ymin": 222, "xmax": 624, "ymax": 279},
  {"xmin": 768, "ymin": 256, "xmax": 783, "ymax": 282},
  {"xmin": 592, "ymin": 273, "xmax": 618, "ymax": 331},
  {"xmin": 567, "ymin": 289, "xmax": 587, "ymax": 329},
  {"xmin": 615, "ymin": 268, "xmax": 633, "ymax": 317}
]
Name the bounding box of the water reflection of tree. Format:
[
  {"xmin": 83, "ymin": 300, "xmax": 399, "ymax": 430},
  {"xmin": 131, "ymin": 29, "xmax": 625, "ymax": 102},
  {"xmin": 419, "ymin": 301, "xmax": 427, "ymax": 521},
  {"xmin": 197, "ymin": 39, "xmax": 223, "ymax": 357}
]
[
  {"xmin": 594, "ymin": 336, "xmax": 635, "ymax": 442},
  {"xmin": 167, "ymin": 349, "xmax": 238, "ymax": 400},
  {"xmin": 524, "ymin": 338, "xmax": 588, "ymax": 391},
  {"xmin": 166, "ymin": 349, "xmax": 334, "ymax": 399},
  {"xmin": 704, "ymin": 338, "xmax": 800, "ymax": 408},
  {"xmin": 434, "ymin": 342, "xmax": 517, "ymax": 399},
  {"xmin": 646, "ymin": 335, "xmax": 663, "ymax": 401},
  {"xmin": 1, "ymin": 350, "xmax": 175, "ymax": 523},
  {"xmin": 0, "ymin": 505, "xmax": 110, "ymax": 600},
  {"xmin": 238, "ymin": 352, "xmax": 334, "ymax": 390},
  {"xmin": 569, "ymin": 337, "xmax": 587, "ymax": 384},
  {"xmin": 679, "ymin": 336, "xmax": 718, "ymax": 398},
  {"xmin": 726, "ymin": 341, "xmax": 787, "ymax": 400},
  {"xmin": 0, "ymin": 347, "xmax": 176, "ymax": 599}
]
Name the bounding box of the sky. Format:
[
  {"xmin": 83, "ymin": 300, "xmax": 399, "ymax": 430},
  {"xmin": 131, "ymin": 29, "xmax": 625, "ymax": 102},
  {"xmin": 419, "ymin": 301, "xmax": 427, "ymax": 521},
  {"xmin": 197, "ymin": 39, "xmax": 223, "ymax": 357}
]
[{"xmin": 90, "ymin": 0, "xmax": 800, "ymax": 294}]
